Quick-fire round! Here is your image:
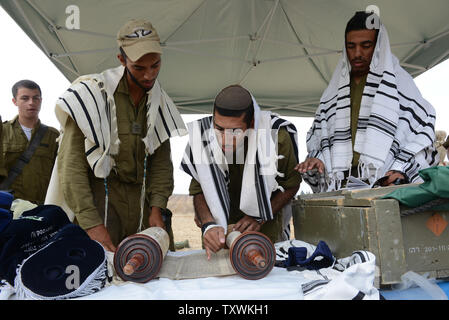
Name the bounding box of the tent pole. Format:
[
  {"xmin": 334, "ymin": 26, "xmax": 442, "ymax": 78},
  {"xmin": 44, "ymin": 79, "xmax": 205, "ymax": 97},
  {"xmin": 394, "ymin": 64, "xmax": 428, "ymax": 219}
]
[
  {"xmin": 50, "ymin": 57, "xmax": 80, "ymax": 77},
  {"xmin": 260, "ymin": 50, "xmax": 340, "ymax": 64},
  {"xmin": 50, "ymin": 47, "xmax": 116, "ymax": 58},
  {"xmin": 279, "ymin": 1, "xmax": 329, "ymax": 86},
  {"xmin": 252, "ymin": 0, "xmax": 279, "ymax": 64},
  {"xmin": 400, "ymin": 63, "xmax": 427, "ymax": 71},
  {"xmin": 239, "ymin": 0, "xmax": 280, "ymax": 84},
  {"xmin": 427, "ymin": 48, "xmax": 449, "ymax": 70},
  {"xmin": 24, "ymin": 0, "xmax": 80, "ymax": 74},
  {"xmin": 162, "ymin": 0, "xmax": 208, "ymax": 44},
  {"xmin": 166, "ymin": 36, "xmax": 247, "ymax": 46},
  {"xmin": 12, "ymin": 0, "xmax": 49, "ymax": 56},
  {"xmin": 402, "ymin": 28, "xmax": 449, "ymax": 63}
]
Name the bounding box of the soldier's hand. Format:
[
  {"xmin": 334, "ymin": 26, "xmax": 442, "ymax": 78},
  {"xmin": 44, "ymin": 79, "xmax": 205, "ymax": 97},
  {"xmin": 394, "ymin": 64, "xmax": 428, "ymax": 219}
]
[
  {"xmin": 203, "ymin": 226, "xmax": 226, "ymax": 260},
  {"xmin": 149, "ymin": 207, "xmax": 166, "ymax": 229},
  {"xmin": 233, "ymin": 215, "xmax": 263, "ymax": 233},
  {"xmin": 295, "ymin": 158, "xmax": 325, "ymax": 174},
  {"xmin": 86, "ymin": 224, "xmax": 116, "ymax": 252}
]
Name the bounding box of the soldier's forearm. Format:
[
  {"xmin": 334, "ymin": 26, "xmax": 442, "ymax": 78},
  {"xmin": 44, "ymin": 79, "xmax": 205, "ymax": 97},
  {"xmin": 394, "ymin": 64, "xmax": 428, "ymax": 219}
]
[
  {"xmin": 270, "ymin": 185, "xmax": 299, "ymax": 214},
  {"xmin": 193, "ymin": 193, "xmax": 215, "ymax": 225}
]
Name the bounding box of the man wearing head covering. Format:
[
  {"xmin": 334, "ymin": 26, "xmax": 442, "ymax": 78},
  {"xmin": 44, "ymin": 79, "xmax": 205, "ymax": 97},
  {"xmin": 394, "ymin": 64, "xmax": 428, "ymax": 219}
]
[
  {"xmin": 0, "ymin": 80, "xmax": 59, "ymax": 203},
  {"xmin": 296, "ymin": 11, "xmax": 437, "ymax": 192},
  {"xmin": 181, "ymin": 85, "xmax": 301, "ymax": 259},
  {"xmin": 46, "ymin": 19, "xmax": 187, "ymax": 252}
]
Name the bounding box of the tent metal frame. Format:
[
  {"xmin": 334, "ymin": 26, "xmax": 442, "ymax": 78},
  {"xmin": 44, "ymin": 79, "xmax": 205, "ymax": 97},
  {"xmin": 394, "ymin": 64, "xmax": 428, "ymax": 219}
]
[{"xmin": 7, "ymin": 0, "xmax": 449, "ymax": 114}]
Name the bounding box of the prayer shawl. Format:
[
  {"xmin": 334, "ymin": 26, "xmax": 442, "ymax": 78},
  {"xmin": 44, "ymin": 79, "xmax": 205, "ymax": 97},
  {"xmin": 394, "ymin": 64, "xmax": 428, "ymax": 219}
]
[
  {"xmin": 45, "ymin": 65, "xmax": 186, "ymax": 221},
  {"xmin": 180, "ymin": 97, "xmax": 298, "ymax": 233},
  {"xmin": 304, "ymin": 24, "xmax": 437, "ymax": 192}
]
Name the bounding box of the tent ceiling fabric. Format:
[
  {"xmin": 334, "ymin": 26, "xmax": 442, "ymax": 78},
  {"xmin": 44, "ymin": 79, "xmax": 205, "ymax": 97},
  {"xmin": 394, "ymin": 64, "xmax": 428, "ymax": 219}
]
[{"xmin": 2, "ymin": 0, "xmax": 449, "ymax": 117}]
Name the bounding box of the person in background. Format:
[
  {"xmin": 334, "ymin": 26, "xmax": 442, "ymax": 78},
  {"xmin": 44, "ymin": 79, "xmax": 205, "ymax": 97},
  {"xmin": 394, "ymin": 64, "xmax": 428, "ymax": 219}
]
[
  {"xmin": 0, "ymin": 80, "xmax": 58, "ymax": 204},
  {"xmin": 296, "ymin": 11, "xmax": 437, "ymax": 192}
]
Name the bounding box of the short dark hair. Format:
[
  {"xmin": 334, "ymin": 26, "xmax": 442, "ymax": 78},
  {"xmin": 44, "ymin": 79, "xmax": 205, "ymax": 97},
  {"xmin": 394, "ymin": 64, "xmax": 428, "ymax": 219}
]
[
  {"xmin": 345, "ymin": 11, "xmax": 379, "ymax": 38},
  {"xmin": 213, "ymin": 102, "xmax": 254, "ymax": 128},
  {"xmin": 12, "ymin": 80, "xmax": 41, "ymax": 98}
]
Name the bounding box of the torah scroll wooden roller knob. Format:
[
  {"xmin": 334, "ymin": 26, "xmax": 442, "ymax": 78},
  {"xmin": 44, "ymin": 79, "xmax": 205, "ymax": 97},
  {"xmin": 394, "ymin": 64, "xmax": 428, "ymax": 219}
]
[
  {"xmin": 226, "ymin": 229, "xmax": 275, "ymax": 280},
  {"xmin": 114, "ymin": 227, "xmax": 168, "ymax": 283}
]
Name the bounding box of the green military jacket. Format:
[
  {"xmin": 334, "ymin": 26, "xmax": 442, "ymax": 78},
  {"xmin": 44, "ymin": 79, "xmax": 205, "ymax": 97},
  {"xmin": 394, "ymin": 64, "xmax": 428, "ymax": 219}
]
[
  {"xmin": 1, "ymin": 116, "xmax": 59, "ymax": 204},
  {"xmin": 58, "ymin": 75, "xmax": 174, "ymax": 230},
  {"xmin": 189, "ymin": 127, "xmax": 301, "ymax": 221}
]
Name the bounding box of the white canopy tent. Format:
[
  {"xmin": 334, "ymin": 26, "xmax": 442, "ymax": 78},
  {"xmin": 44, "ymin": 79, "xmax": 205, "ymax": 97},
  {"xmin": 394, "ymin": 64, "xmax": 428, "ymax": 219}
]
[{"xmin": 1, "ymin": 0, "xmax": 448, "ymax": 117}]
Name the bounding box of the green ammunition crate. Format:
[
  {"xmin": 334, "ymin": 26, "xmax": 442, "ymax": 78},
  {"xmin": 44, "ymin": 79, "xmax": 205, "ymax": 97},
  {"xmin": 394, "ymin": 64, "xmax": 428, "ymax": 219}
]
[{"xmin": 292, "ymin": 185, "xmax": 449, "ymax": 286}]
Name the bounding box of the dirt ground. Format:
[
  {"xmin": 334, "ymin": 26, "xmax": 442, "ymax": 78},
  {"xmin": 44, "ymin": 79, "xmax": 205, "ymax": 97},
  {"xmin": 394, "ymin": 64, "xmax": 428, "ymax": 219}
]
[
  {"xmin": 167, "ymin": 194, "xmax": 202, "ymax": 250},
  {"xmin": 167, "ymin": 194, "xmax": 295, "ymax": 251}
]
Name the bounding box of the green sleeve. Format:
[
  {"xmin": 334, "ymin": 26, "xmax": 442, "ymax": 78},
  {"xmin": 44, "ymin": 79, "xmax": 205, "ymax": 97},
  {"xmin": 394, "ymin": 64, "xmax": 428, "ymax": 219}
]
[
  {"xmin": 58, "ymin": 117, "xmax": 103, "ymax": 229},
  {"xmin": 146, "ymin": 139, "xmax": 174, "ymax": 209},
  {"xmin": 276, "ymin": 127, "xmax": 302, "ymax": 189}
]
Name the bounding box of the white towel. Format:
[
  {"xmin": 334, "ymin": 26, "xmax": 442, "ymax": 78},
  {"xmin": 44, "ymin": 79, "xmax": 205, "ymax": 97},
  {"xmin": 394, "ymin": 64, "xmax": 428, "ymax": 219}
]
[{"xmin": 304, "ymin": 24, "xmax": 437, "ymax": 192}]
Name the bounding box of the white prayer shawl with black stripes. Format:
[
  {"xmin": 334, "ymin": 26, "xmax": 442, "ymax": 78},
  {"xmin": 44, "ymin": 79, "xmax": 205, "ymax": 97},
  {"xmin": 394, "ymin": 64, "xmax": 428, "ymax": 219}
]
[
  {"xmin": 55, "ymin": 65, "xmax": 187, "ymax": 178},
  {"xmin": 304, "ymin": 24, "xmax": 437, "ymax": 192},
  {"xmin": 180, "ymin": 97, "xmax": 298, "ymax": 234}
]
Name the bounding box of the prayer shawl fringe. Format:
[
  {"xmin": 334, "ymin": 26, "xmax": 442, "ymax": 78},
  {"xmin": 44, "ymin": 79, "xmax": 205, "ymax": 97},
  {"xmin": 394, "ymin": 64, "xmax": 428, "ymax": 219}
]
[
  {"xmin": 304, "ymin": 25, "xmax": 437, "ymax": 192},
  {"xmin": 180, "ymin": 97, "xmax": 298, "ymax": 233},
  {"xmin": 13, "ymin": 241, "xmax": 108, "ymax": 300}
]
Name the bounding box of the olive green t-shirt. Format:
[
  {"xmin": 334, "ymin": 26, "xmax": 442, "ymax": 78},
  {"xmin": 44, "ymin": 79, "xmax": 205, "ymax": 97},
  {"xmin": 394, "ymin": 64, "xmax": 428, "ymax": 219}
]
[
  {"xmin": 350, "ymin": 74, "xmax": 367, "ymax": 169},
  {"xmin": 189, "ymin": 126, "xmax": 301, "ymax": 221}
]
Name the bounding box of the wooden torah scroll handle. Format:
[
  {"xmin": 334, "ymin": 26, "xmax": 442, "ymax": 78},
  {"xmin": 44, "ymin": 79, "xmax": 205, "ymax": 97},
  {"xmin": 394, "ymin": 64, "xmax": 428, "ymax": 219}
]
[{"xmin": 226, "ymin": 225, "xmax": 275, "ymax": 280}]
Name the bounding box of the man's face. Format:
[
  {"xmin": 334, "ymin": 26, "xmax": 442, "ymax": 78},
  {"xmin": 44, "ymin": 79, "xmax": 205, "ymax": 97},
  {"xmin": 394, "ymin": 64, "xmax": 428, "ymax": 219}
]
[
  {"xmin": 12, "ymin": 87, "xmax": 42, "ymax": 121},
  {"xmin": 119, "ymin": 52, "xmax": 162, "ymax": 91},
  {"xmin": 213, "ymin": 111, "xmax": 249, "ymax": 154},
  {"xmin": 345, "ymin": 29, "xmax": 377, "ymax": 77}
]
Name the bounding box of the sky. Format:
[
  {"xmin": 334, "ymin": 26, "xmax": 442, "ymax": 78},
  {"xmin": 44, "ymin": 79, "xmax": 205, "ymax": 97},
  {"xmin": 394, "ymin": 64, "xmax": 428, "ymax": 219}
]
[{"xmin": 1, "ymin": 6, "xmax": 448, "ymax": 195}]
